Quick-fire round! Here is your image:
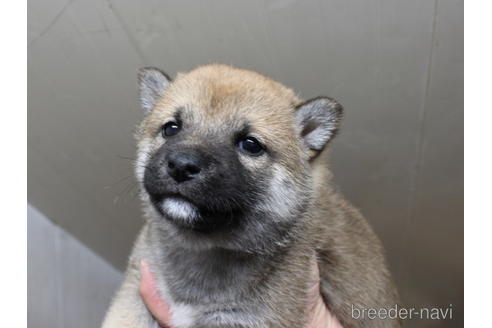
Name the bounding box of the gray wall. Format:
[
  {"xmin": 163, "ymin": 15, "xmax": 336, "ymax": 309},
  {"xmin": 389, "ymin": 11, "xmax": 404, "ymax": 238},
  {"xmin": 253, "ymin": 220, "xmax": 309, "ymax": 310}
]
[
  {"xmin": 28, "ymin": 0, "xmax": 463, "ymax": 327},
  {"xmin": 27, "ymin": 204, "xmax": 122, "ymax": 328}
]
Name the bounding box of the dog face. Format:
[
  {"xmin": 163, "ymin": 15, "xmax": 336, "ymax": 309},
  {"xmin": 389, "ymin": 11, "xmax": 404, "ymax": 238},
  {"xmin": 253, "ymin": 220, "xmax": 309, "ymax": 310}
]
[{"xmin": 135, "ymin": 65, "xmax": 342, "ymax": 252}]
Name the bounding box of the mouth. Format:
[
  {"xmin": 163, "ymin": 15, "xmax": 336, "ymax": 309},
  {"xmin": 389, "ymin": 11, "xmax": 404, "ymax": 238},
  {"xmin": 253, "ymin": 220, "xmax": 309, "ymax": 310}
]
[
  {"xmin": 160, "ymin": 196, "xmax": 200, "ymax": 222},
  {"xmin": 150, "ymin": 193, "xmax": 240, "ymax": 232}
]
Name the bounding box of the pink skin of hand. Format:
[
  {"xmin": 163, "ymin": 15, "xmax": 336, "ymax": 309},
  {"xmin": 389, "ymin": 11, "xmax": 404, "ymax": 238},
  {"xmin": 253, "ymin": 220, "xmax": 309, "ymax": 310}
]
[{"xmin": 139, "ymin": 260, "xmax": 343, "ymax": 328}]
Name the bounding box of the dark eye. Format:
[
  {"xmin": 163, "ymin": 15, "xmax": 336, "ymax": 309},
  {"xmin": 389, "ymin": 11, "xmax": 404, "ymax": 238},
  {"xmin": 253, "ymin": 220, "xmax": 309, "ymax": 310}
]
[
  {"xmin": 238, "ymin": 137, "xmax": 265, "ymax": 156},
  {"xmin": 162, "ymin": 121, "xmax": 181, "ymax": 137}
]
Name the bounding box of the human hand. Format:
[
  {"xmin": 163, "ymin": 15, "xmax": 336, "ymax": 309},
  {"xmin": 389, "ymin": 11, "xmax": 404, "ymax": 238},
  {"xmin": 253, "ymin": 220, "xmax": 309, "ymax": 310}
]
[{"xmin": 139, "ymin": 260, "xmax": 343, "ymax": 328}]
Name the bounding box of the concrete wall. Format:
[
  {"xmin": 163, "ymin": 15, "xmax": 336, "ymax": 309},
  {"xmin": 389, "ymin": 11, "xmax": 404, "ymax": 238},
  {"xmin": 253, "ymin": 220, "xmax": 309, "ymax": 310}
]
[
  {"xmin": 27, "ymin": 204, "xmax": 122, "ymax": 328},
  {"xmin": 28, "ymin": 1, "xmax": 463, "ymax": 327}
]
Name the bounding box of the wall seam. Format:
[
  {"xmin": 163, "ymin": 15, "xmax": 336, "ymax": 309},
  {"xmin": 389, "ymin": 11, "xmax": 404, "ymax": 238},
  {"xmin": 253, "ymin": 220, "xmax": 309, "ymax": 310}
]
[
  {"xmin": 403, "ymin": 0, "xmax": 440, "ymax": 240},
  {"xmin": 105, "ymin": 0, "xmax": 148, "ymax": 65}
]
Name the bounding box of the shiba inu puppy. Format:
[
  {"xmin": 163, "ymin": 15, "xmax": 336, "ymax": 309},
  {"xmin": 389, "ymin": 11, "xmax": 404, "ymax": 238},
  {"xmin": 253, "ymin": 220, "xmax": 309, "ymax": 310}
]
[{"xmin": 102, "ymin": 64, "xmax": 399, "ymax": 328}]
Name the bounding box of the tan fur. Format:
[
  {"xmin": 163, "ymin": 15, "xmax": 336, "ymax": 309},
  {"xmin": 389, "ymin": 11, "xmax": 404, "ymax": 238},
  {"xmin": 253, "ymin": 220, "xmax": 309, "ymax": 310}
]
[{"xmin": 103, "ymin": 64, "xmax": 400, "ymax": 328}]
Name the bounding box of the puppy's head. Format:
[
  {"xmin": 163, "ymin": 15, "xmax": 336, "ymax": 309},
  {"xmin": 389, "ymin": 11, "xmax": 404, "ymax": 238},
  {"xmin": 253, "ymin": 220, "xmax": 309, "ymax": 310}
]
[{"xmin": 135, "ymin": 65, "xmax": 342, "ymax": 252}]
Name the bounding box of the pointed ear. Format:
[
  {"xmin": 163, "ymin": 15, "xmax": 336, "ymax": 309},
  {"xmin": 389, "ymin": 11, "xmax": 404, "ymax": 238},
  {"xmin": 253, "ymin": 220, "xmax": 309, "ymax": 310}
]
[
  {"xmin": 295, "ymin": 97, "xmax": 343, "ymax": 156},
  {"xmin": 137, "ymin": 67, "xmax": 171, "ymax": 114}
]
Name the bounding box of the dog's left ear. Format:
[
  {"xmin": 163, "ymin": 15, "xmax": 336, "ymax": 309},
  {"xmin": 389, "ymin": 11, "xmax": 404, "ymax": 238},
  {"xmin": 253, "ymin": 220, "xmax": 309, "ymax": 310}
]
[
  {"xmin": 137, "ymin": 67, "xmax": 171, "ymax": 114},
  {"xmin": 295, "ymin": 97, "xmax": 343, "ymax": 157}
]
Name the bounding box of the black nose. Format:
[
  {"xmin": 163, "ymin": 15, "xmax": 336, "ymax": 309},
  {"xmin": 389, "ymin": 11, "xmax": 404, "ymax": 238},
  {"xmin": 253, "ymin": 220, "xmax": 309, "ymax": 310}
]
[{"xmin": 166, "ymin": 151, "xmax": 205, "ymax": 183}]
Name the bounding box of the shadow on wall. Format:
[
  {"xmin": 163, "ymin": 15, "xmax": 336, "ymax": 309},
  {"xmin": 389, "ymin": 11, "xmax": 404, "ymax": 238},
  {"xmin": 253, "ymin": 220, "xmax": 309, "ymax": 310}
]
[{"xmin": 27, "ymin": 204, "xmax": 122, "ymax": 328}]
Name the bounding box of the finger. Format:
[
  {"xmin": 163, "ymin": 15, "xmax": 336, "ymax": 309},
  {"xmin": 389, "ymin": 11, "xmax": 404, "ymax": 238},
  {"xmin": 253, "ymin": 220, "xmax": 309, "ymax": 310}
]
[
  {"xmin": 139, "ymin": 260, "xmax": 173, "ymax": 327},
  {"xmin": 307, "ymin": 256, "xmax": 321, "ymax": 300},
  {"xmin": 306, "ymin": 257, "xmax": 344, "ymax": 328},
  {"xmin": 309, "ymin": 296, "xmax": 344, "ymax": 328}
]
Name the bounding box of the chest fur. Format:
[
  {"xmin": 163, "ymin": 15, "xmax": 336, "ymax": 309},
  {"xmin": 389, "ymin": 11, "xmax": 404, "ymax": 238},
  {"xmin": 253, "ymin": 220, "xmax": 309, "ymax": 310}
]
[{"xmin": 158, "ymin": 249, "xmax": 272, "ymax": 327}]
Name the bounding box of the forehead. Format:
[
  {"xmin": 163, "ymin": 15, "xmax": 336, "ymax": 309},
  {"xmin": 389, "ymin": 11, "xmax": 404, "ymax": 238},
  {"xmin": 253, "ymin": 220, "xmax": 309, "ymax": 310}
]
[{"xmin": 143, "ymin": 65, "xmax": 300, "ymax": 141}]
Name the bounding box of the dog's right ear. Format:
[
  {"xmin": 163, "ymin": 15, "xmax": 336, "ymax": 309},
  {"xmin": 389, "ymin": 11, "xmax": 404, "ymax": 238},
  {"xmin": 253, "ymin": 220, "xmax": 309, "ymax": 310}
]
[
  {"xmin": 138, "ymin": 67, "xmax": 171, "ymax": 114},
  {"xmin": 295, "ymin": 97, "xmax": 343, "ymax": 159}
]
